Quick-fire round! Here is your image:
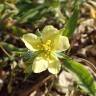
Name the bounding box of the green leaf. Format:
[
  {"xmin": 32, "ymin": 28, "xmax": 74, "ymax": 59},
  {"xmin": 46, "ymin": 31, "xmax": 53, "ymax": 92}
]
[
  {"xmin": 17, "ymin": 4, "xmax": 46, "ymax": 23},
  {"xmin": 63, "ymin": 56, "xmax": 96, "ymax": 96},
  {"xmin": 22, "ymin": 51, "xmax": 39, "ymax": 73},
  {"xmin": 22, "ymin": 51, "xmax": 34, "ymax": 73},
  {"xmin": 0, "ymin": 4, "xmax": 4, "ymax": 13},
  {"xmin": 1, "ymin": 42, "xmax": 27, "ymax": 53},
  {"xmin": 46, "ymin": 0, "xmax": 60, "ymax": 9},
  {"xmin": 12, "ymin": 26, "xmax": 27, "ymax": 37},
  {"xmin": 22, "ymin": 51, "xmax": 37, "ymax": 62},
  {"xmin": 61, "ymin": 1, "xmax": 79, "ymax": 37}
]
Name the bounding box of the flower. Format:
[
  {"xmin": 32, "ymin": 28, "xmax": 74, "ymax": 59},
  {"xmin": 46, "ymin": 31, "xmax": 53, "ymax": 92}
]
[{"xmin": 21, "ymin": 25, "xmax": 70, "ymax": 74}]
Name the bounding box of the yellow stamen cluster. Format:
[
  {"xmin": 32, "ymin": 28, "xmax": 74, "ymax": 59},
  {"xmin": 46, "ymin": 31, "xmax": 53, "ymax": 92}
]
[
  {"xmin": 42, "ymin": 40, "xmax": 52, "ymax": 51},
  {"xmin": 37, "ymin": 40, "xmax": 53, "ymax": 58}
]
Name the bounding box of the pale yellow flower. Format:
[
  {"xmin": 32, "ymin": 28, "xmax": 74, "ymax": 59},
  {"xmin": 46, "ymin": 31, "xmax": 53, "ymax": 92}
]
[{"xmin": 22, "ymin": 25, "xmax": 70, "ymax": 74}]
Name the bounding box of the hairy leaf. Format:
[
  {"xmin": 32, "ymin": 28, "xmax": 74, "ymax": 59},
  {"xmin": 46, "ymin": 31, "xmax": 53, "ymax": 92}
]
[
  {"xmin": 63, "ymin": 56, "xmax": 96, "ymax": 96},
  {"xmin": 61, "ymin": 1, "xmax": 79, "ymax": 37}
]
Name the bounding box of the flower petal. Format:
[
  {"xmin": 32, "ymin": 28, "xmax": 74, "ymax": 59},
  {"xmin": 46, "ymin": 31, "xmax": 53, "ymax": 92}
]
[
  {"xmin": 21, "ymin": 33, "xmax": 40, "ymax": 51},
  {"xmin": 54, "ymin": 36, "xmax": 70, "ymax": 51},
  {"xmin": 48, "ymin": 55, "xmax": 61, "ymax": 74},
  {"xmin": 42, "ymin": 25, "xmax": 59, "ymax": 42},
  {"xmin": 32, "ymin": 56, "xmax": 48, "ymax": 73}
]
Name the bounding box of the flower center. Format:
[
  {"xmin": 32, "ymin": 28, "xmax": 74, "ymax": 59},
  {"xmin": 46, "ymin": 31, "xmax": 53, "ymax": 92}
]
[
  {"xmin": 42, "ymin": 40, "xmax": 52, "ymax": 51},
  {"xmin": 37, "ymin": 40, "xmax": 53, "ymax": 58}
]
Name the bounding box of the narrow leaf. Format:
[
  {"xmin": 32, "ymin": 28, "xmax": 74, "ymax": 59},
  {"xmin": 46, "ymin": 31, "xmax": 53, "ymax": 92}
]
[
  {"xmin": 1, "ymin": 42, "xmax": 27, "ymax": 53},
  {"xmin": 63, "ymin": 56, "xmax": 96, "ymax": 96},
  {"xmin": 22, "ymin": 51, "xmax": 39, "ymax": 73},
  {"xmin": 18, "ymin": 5, "xmax": 46, "ymax": 23},
  {"xmin": 62, "ymin": 1, "xmax": 79, "ymax": 37}
]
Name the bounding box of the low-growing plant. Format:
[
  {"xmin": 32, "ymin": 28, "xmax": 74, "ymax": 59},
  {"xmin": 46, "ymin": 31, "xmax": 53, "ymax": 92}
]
[
  {"xmin": 0, "ymin": 0, "xmax": 96, "ymax": 96},
  {"xmin": 21, "ymin": 1, "xmax": 96, "ymax": 96}
]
